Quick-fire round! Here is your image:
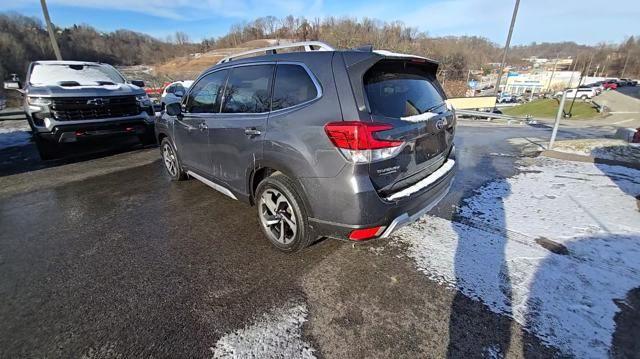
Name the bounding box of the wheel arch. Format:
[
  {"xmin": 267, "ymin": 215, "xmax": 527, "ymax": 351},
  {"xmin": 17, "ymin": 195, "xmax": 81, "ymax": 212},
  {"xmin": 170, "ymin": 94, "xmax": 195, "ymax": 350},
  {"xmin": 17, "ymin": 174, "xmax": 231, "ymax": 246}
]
[{"xmin": 248, "ymin": 161, "xmax": 314, "ymax": 218}]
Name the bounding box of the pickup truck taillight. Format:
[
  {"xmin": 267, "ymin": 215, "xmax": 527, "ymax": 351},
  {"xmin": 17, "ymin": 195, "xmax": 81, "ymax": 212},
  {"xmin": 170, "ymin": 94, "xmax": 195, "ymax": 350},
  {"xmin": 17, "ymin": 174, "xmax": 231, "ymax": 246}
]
[{"xmin": 324, "ymin": 121, "xmax": 404, "ymax": 163}]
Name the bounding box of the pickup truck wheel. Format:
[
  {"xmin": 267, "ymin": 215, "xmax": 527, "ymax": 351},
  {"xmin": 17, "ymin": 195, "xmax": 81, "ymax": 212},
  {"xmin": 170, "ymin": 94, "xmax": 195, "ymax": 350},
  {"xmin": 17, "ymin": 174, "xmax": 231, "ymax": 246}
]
[
  {"xmin": 256, "ymin": 173, "xmax": 313, "ymax": 252},
  {"xmin": 34, "ymin": 136, "xmax": 60, "ymax": 161},
  {"xmin": 138, "ymin": 131, "xmax": 157, "ymax": 146},
  {"xmin": 160, "ymin": 137, "xmax": 187, "ymax": 181}
]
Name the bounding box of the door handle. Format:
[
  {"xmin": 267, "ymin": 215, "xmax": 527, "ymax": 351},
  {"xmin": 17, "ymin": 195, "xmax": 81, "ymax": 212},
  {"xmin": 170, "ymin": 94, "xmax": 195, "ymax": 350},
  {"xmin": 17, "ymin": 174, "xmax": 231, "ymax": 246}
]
[
  {"xmin": 244, "ymin": 128, "xmax": 262, "ymax": 137},
  {"xmin": 198, "ymin": 122, "xmax": 208, "ymax": 132},
  {"xmin": 176, "ymin": 117, "xmax": 195, "ymax": 131}
]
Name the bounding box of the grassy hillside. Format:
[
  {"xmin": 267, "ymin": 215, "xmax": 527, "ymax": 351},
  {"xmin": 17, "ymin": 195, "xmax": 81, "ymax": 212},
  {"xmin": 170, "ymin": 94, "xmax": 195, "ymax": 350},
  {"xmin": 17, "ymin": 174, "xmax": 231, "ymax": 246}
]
[
  {"xmin": 152, "ymin": 40, "xmax": 274, "ymax": 80},
  {"xmin": 502, "ymin": 99, "xmax": 600, "ymax": 119}
]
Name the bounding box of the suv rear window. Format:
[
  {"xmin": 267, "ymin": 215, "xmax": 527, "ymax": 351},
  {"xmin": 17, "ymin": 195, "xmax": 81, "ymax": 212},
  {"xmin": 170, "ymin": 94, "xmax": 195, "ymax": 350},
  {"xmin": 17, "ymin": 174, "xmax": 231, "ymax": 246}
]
[
  {"xmin": 271, "ymin": 64, "xmax": 318, "ymax": 111},
  {"xmin": 222, "ymin": 65, "xmax": 274, "ymax": 114},
  {"xmin": 364, "ymin": 61, "xmax": 444, "ymax": 118}
]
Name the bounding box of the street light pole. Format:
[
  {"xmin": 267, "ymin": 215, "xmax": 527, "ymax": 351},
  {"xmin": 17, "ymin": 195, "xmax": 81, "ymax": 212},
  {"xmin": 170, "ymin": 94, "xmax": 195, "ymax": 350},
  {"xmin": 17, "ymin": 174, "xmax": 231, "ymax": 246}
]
[
  {"xmin": 494, "ymin": 0, "xmax": 520, "ymax": 95},
  {"xmin": 40, "ymin": 0, "xmax": 62, "ymax": 60}
]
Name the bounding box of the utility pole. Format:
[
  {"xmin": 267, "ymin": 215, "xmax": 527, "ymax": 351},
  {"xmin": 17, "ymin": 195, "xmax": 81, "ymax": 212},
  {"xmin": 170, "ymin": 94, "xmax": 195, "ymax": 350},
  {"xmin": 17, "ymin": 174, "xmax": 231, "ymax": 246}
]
[
  {"xmin": 601, "ymin": 55, "xmax": 610, "ymax": 78},
  {"xmin": 584, "ymin": 54, "xmax": 593, "ymax": 81},
  {"xmin": 494, "ymin": 0, "xmax": 520, "ymax": 95},
  {"xmin": 40, "ymin": 0, "xmax": 62, "ymax": 60},
  {"xmin": 621, "ymin": 51, "xmax": 630, "ymax": 78},
  {"xmin": 566, "ymin": 62, "xmax": 587, "ymax": 118},
  {"xmin": 548, "ymin": 89, "xmax": 566, "ymax": 150},
  {"xmin": 546, "ymin": 53, "xmax": 559, "ymax": 92}
]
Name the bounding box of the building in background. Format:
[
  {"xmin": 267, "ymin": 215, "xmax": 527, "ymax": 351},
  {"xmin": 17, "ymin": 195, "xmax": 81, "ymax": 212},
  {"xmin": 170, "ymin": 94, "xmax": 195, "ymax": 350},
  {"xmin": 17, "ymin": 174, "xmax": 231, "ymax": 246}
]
[{"xmin": 500, "ymin": 70, "xmax": 584, "ymax": 95}]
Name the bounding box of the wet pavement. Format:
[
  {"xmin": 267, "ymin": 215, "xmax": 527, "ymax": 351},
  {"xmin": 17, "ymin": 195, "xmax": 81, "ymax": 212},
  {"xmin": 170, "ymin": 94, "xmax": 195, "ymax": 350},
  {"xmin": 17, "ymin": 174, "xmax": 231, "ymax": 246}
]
[{"xmin": 0, "ymin": 123, "xmax": 622, "ymax": 357}]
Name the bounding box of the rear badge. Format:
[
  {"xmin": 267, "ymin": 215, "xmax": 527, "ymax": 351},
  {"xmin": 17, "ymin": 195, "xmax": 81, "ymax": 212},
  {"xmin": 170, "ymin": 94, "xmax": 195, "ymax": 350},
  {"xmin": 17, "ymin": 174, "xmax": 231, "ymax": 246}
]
[{"xmin": 377, "ymin": 165, "xmax": 400, "ymax": 175}]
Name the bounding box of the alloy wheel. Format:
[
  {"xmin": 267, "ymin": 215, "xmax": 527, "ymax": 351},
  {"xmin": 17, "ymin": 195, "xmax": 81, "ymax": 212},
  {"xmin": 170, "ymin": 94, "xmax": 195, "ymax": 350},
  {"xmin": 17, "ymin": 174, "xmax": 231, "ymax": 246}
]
[
  {"xmin": 258, "ymin": 188, "xmax": 297, "ymax": 244},
  {"xmin": 162, "ymin": 142, "xmax": 178, "ymax": 177}
]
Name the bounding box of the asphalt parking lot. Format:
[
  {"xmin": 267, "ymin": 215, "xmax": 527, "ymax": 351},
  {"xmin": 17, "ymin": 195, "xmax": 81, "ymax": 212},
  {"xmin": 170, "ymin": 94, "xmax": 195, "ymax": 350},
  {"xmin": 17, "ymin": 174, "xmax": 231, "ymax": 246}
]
[{"xmin": 0, "ymin": 121, "xmax": 638, "ymax": 358}]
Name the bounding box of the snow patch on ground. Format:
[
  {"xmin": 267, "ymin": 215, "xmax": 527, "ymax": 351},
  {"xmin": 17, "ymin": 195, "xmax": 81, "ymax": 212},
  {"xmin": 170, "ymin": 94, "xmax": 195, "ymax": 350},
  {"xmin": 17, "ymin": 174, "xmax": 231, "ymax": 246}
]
[
  {"xmin": 459, "ymin": 157, "xmax": 640, "ymax": 245},
  {"xmin": 551, "ymin": 139, "xmax": 640, "ymax": 164},
  {"xmin": 0, "ymin": 120, "xmax": 31, "ymax": 149},
  {"xmin": 395, "ymin": 157, "xmax": 640, "ymax": 358},
  {"xmin": 210, "ymin": 301, "xmax": 315, "ymax": 359}
]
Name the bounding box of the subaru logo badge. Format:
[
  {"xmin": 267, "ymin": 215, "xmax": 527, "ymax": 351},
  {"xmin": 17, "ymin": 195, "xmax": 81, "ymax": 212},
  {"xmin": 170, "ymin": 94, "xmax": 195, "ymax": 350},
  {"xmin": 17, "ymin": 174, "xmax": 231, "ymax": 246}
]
[
  {"xmin": 435, "ymin": 119, "xmax": 446, "ymax": 130},
  {"xmin": 87, "ymin": 98, "xmax": 109, "ymax": 106}
]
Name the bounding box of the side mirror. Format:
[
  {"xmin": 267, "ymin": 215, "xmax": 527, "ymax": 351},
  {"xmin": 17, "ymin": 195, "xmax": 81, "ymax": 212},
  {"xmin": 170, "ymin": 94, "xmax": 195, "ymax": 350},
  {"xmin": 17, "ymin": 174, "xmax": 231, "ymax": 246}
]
[
  {"xmin": 131, "ymin": 80, "xmax": 145, "ymax": 88},
  {"xmin": 166, "ymin": 102, "xmax": 182, "ymax": 116},
  {"xmin": 4, "ymin": 80, "xmax": 21, "ymax": 90}
]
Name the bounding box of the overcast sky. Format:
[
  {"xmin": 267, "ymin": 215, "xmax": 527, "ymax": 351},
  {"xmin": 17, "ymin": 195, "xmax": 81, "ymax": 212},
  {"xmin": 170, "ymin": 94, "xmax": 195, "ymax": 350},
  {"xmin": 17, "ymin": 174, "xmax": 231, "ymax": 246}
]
[{"xmin": 1, "ymin": 0, "xmax": 638, "ymax": 45}]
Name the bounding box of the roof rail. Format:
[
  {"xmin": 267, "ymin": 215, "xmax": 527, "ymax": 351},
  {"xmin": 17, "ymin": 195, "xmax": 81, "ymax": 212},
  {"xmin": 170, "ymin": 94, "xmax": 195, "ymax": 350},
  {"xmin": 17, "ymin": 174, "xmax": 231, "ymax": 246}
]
[{"xmin": 217, "ymin": 41, "xmax": 335, "ymax": 64}]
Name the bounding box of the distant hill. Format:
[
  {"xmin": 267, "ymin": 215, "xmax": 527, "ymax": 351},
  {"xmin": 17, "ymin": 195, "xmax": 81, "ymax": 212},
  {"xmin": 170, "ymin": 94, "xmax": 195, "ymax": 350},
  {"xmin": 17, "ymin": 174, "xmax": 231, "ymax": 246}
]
[
  {"xmin": 151, "ymin": 40, "xmax": 276, "ymax": 80},
  {"xmin": 0, "ymin": 13, "xmax": 194, "ymax": 85},
  {"xmin": 1, "ymin": 13, "xmax": 637, "ymax": 98}
]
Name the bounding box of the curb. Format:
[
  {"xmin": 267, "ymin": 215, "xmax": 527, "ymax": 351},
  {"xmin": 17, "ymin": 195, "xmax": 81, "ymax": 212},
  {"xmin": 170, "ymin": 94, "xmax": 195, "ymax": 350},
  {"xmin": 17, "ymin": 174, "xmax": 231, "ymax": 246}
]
[{"xmin": 542, "ymin": 150, "xmax": 640, "ymax": 170}]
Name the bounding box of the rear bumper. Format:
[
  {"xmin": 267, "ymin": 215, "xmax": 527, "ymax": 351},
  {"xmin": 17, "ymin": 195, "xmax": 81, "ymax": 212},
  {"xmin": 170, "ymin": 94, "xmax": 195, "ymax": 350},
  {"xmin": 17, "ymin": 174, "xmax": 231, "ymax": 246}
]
[
  {"xmin": 38, "ymin": 119, "xmax": 154, "ymax": 144},
  {"xmin": 307, "ymin": 151, "xmax": 456, "ymax": 240},
  {"xmin": 378, "ymin": 176, "xmax": 453, "ymax": 238}
]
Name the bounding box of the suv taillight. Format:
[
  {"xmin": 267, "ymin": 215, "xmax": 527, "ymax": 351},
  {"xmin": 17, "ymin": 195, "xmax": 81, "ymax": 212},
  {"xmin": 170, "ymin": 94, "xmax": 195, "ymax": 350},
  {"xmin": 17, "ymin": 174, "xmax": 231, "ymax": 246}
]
[{"xmin": 324, "ymin": 121, "xmax": 404, "ymax": 163}]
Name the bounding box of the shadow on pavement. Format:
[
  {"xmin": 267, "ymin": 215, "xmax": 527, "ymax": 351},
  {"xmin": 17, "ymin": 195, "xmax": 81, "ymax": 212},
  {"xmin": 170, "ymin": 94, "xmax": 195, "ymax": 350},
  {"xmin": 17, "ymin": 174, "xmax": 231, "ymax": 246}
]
[
  {"xmin": 611, "ymin": 287, "xmax": 640, "ymax": 358},
  {"xmin": 522, "ymin": 234, "xmax": 640, "ymax": 359},
  {"xmin": 447, "ymin": 150, "xmax": 640, "ymax": 357},
  {"xmin": 447, "ymin": 155, "xmax": 516, "ymax": 357},
  {"xmin": 0, "ymin": 136, "xmax": 154, "ymax": 177}
]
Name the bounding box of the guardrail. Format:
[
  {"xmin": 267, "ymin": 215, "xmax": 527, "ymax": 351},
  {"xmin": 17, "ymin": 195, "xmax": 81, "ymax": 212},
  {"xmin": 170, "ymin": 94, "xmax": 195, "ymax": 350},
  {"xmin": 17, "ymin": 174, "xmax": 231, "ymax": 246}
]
[{"xmin": 456, "ymin": 109, "xmax": 532, "ymax": 121}]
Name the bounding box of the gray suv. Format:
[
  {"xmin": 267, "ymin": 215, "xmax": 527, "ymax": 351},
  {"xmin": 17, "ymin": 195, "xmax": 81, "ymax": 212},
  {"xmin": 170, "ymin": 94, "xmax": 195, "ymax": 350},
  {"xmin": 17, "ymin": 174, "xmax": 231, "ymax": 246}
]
[
  {"xmin": 156, "ymin": 43, "xmax": 456, "ymax": 252},
  {"xmin": 4, "ymin": 61, "xmax": 155, "ymax": 159}
]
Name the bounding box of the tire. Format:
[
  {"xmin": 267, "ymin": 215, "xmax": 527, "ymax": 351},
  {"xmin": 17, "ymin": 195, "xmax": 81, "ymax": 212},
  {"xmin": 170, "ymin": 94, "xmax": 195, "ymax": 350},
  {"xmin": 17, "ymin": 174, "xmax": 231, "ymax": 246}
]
[
  {"xmin": 34, "ymin": 136, "xmax": 60, "ymax": 161},
  {"xmin": 160, "ymin": 137, "xmax": 187, "ymax": 181},
  {"xmin": 255, "ymin": 173, "xmax": 314, "ymax": 252},
  {"xmin": 138, "ymin": 130, "xmax": 157, "ymax": 146}
]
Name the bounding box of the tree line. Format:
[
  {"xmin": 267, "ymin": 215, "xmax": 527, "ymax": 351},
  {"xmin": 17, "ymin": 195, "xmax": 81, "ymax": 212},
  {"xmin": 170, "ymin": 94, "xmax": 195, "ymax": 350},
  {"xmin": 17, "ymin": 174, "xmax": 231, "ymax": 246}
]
[
  {"xmin": 201, "ymin": 16, "xmax": 639, "ymax": 79},
  {"xmin": 0, "ymin": 13, "xmax": 195, "ymax": 85},
  {"xmin": 1, "ymin": 12, "xmax": 638, "ymax": 97}
]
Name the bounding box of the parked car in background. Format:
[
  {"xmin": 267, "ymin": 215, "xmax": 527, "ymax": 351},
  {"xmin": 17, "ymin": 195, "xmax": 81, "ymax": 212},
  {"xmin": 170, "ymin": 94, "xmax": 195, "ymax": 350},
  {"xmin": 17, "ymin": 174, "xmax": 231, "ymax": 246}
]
[
  {"xmin": 156, "ymin": 42, "xmax": 457, "ymax": 252},
  {"xmin": 615, "ymin": 79, "xmax": 628, "ymax": 87},
  {"xmin": 603, "ymin": 80, "xmax": 618, "ymax": 90},
  {"xmin": 3, "ymin": 60, "xmax": 155, "ymax": 160},
  {"xmin": 497, "ymin": 93, "xmax": 515, "ymax": 103},
  {"xmin": 583, "ymin": 82, "xmax": 603, "ymax": 94},
  {"xmin": 556, "ymin": 88, "xmax": 596, "ymax": 100},
  {"xmin": 0, "ymin": 94, "xmax": 6, "ymax": 110},
  {"xmin": 160, "ymin": 80, "xmax": 193, "ymax": 110}
]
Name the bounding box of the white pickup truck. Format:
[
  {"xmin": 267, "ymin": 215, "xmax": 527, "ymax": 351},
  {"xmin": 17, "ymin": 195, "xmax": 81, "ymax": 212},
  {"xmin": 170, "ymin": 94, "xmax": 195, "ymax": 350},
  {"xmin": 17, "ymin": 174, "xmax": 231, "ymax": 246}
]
[{"xmin": 556, "ymin": 88, "xmax": 597, "ymax": 100}]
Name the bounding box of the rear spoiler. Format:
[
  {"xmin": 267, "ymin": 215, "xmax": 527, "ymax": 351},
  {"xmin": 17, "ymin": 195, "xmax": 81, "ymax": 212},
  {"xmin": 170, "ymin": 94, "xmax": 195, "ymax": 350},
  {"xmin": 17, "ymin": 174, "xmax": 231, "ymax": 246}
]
[{"xmin": 340, "ymin": 51, "xmax": 440, "ymax": 118}]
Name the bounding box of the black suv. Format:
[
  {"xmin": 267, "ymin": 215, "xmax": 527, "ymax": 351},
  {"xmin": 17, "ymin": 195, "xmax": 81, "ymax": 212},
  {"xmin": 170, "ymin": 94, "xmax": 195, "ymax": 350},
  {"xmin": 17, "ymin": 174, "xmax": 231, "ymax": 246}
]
[
  {"xmin": 4, "ymin": 61, "xmax": 155, "ymax": 160},
  {"xmin": 156, "ymin": 43, "xmax": 456, "ymax": 252}
]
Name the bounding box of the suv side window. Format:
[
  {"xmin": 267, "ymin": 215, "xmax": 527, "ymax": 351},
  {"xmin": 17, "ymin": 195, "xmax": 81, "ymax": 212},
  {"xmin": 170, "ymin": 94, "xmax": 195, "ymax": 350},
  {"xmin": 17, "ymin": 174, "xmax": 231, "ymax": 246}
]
[
  {"xmin": 221, "ymin": 65, "xmax": 274, "ymax": 114},
  {"xmin": 272, "ymin": 64, "xmax": 318, "ymax": 111},
  {"xmin": 185, "ymin": 70, "xmax": 228, "ymax": 113},
  {"xmin": 166, "ymin": 85, "xmax": 175, "ymax": 94}
]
